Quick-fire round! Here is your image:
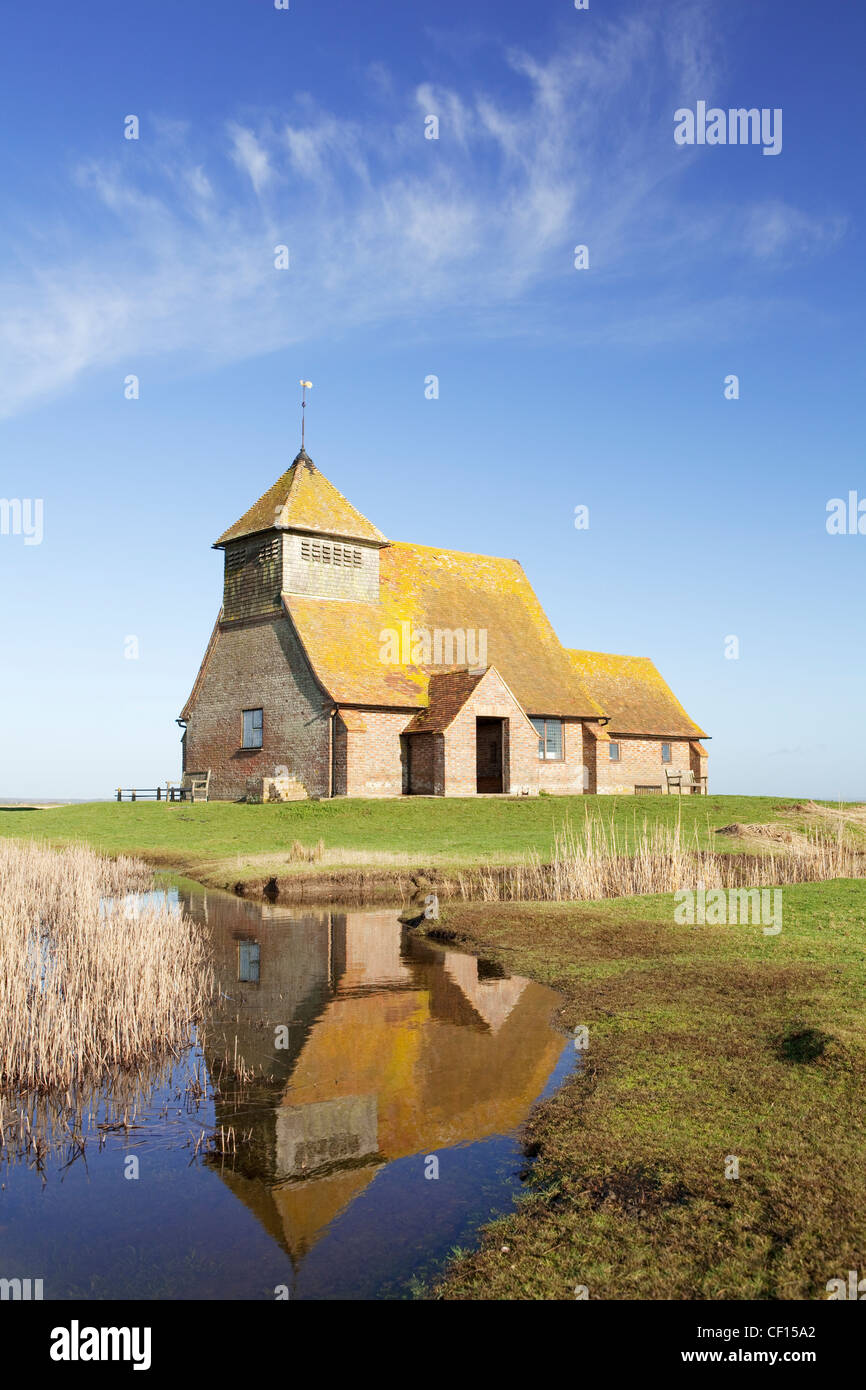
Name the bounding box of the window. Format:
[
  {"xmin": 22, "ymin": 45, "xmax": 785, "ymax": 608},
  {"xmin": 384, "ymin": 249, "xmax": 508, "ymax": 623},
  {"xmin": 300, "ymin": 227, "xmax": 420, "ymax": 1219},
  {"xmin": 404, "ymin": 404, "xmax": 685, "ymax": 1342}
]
[
  {"xmin": 238, "ymin": 940, "xmax": 260, "ymax": 983},
  {"xmin": 530, "ymin": 717, "xmax": 563, "ymax": 761},
  {"xmin": 661, "ymin": 742, "xmax": 672, "ymax": 763},
  {"xmin": 242, "ymin": 708, "xmax": 263, "ymax": 749},
  {"xmin": 609, "ymin": 741, "xmax": 620, "ymax": 761}
]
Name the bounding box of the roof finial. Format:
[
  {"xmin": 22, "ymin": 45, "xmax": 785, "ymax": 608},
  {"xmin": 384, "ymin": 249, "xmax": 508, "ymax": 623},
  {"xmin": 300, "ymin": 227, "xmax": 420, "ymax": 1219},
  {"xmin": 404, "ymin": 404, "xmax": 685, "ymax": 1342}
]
[{"xmin": 300, "ymin": 380, "xmax": 312, "ymax": 453}]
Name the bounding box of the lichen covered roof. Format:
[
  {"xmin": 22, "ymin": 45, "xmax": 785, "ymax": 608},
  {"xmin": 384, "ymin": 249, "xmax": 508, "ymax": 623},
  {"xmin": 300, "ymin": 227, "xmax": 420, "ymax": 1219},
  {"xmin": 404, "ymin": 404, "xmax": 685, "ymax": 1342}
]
[
  {"xmin": 286, "ymin": 542, "xmax": 603, "ymax": 716},
  {"xmin": 215, "ymin": 450, "xmax": 387, "ymax": 547},
  {"xmin": 568, "ymin": 650, "xmax": 707, "ymax": 738},
  {"xmin": 403, "ymin": 670, "xmax": 487, "ymax": 733}
]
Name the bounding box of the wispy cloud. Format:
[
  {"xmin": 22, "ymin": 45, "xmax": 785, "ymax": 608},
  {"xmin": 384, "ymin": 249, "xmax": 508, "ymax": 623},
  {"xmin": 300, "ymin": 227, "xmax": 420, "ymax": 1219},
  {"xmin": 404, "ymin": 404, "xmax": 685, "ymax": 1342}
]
[
  {"xmin": 228, "ymin": 124, "xmax": 272, "ymax": 196},
  {"xmin": 0, "ymin": 3, "xmax": 845, "ymax": 419}
]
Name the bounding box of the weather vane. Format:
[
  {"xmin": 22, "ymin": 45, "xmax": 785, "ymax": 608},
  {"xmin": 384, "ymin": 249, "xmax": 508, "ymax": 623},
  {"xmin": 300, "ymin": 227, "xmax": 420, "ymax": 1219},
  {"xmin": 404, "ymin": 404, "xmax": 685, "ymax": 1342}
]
[{"xmin": 300, "ymin": 380, "xmax": 312, "ymax": 450}]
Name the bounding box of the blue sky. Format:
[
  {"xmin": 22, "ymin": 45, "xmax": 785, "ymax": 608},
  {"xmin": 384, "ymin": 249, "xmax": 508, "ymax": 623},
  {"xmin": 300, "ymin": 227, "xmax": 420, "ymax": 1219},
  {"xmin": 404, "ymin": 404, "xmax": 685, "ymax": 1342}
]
[{"xmin": 1, "ymin": 0, "xmax": 863, "ymax": 799}]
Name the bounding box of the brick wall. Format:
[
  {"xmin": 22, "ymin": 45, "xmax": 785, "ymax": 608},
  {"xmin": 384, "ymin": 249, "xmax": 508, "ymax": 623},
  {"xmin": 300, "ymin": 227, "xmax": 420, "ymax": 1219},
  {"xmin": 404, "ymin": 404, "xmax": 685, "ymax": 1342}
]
[
  {"xmin": 342, "ymin": 708, "xmax": 414, "ymax": 796},
  {"xmin": 184, "ymin": 614, "xmax": 331, "ymax": 800},
  {"xmin": 441, "ymin": 669, "xmax": 540, "ymax": 796},
  {"xmin": 406, "ymin": 731, "xmax": 436, "ymax": 794},
  {"xmin": 581, "ymin": 722, "xmax": 607, "ymax": 794},
  {"xmin": 689, "ymin": 742, "xmax": 709, "ymax": 789},
  {"xmin": 333, "ymin": 720, "xmax": 348, "ymax": 796},
  {"xmin": 596, "ymin": 735, "xmax": 696, "ymax": 793},
  {"xmin": 536, "ymin": 717, "xmax": 587, "ymax": 794}
]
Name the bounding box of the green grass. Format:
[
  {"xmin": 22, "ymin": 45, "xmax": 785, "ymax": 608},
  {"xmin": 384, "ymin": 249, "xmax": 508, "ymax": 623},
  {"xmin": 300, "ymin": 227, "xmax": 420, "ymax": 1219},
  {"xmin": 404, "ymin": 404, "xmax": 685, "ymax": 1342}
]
[
  {"xmin": 0, "ymin": 795, "xmax": 845, "ymax": 886},
  {"xmin": 430, "ymin": 878, "xmax": 866, "ymax": 1300}
]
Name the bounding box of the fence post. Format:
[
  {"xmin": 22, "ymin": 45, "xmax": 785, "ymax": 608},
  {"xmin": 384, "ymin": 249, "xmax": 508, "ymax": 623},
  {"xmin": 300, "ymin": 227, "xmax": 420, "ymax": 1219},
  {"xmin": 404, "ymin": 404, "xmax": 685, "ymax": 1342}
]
[
  {"xmin": 117, "ymin": 788, "xmax": 121, "ymax": 802},
  {"xmin": 132, "ymin": 789, "xmax": 136, "ymax": 801}
]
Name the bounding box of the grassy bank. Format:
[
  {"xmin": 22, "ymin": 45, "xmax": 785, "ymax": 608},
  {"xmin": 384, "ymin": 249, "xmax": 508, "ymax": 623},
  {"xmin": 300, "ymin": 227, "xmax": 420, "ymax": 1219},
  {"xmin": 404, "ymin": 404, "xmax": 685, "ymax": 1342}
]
[
  {"xmin": 0, "ymin": 795, "xmax": 857, "ymax": 895},
  {"xmin": 429, "ymin": 879, "xmax": 866, "ymax": 1300}
]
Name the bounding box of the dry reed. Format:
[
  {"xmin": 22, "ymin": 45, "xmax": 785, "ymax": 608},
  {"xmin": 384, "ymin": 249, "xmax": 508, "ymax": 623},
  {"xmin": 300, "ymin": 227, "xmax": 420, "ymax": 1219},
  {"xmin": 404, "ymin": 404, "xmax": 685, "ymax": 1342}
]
[
  {"xmin": 0, "ymin": 839, "xmax": 215, "ymax": 1095},
  {"xmin": 287, "ymin": 837, "xmax": 326, "ymax": 863},
  {"xmin": 457, "ymin": 813, "xmax": 865, "ymax": 903}
]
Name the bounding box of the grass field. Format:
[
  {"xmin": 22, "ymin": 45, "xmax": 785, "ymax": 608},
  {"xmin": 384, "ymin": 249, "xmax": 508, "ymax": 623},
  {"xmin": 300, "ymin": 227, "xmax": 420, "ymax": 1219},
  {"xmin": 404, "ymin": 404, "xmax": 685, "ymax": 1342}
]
[
  {"xmin": 0, "ymin": 794, "xmax": 858, "ymax": 891},
  {"xmin": 430, "ymin": 878, "xmax": 866, "ymax": 1300}
]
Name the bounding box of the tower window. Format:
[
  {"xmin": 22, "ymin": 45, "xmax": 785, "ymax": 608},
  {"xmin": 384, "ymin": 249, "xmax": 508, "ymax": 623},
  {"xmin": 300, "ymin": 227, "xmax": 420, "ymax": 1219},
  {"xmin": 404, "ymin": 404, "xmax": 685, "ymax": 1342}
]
[
  {"xmin": 661, "ymin": 742, "xmax": 672, "ymax": 763},
  {"xmin": 609, "ymin": 742, "xmax": 620, "ymax": 761},
  {"xmin": 300, "ymin": 538, "xmax": 362, "ymax": 567},
  {"xmin": 254, "ymin": 538, "xmax": 279, "ymax": 564}
]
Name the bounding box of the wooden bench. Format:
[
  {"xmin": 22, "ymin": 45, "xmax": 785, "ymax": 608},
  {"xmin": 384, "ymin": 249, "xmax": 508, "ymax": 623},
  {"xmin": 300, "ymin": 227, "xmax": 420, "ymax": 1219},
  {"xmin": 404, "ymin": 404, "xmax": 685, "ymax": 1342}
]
[
  {"xmin": 665, "ymin": 768, "xmax": 707, "ymax": 795},
  {"xmin": 178, "ymin": 770, "xmax": 211, "ymax": 803}
]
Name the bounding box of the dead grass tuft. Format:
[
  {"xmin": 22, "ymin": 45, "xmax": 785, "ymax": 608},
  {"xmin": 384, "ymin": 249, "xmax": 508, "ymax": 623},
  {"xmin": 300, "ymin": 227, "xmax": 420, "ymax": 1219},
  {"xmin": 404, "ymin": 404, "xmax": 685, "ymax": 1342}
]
[
  {"xmin": 0, "ymin": 839, "xmax": 214, "ymax": 1096},
  {"xmin": 458, "ymin": 813, "xmax": 865, "ymax": 903}
]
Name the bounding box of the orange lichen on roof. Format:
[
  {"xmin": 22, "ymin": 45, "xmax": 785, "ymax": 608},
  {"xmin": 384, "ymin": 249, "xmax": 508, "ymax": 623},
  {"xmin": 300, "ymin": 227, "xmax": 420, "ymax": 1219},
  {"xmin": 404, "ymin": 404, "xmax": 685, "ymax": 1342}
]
[
  {"xmin": 285, "ymin": 541, "xmax": 604, "ymax": 716},
  {"xmin": 402, "ymin": 670, "xmax": 487, "ymax": 733},
  {"xmin": 215, "ymin": 450, "xmax": 387, "ymax": 547},
  {"xmin": 568, "ymin": 650, "xmax": 708, "ymax": 738}
]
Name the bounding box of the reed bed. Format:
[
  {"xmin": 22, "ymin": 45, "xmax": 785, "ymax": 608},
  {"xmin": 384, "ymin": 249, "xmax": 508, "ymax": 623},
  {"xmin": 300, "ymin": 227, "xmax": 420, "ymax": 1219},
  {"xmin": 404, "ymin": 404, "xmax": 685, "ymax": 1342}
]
[
  {"xmin": 0, "ymin": 839, "xmax": 215, "ymax": 1095},
  {"xmin": 457, "ymin": 813, "xmax": 865, "ymax": 903}
]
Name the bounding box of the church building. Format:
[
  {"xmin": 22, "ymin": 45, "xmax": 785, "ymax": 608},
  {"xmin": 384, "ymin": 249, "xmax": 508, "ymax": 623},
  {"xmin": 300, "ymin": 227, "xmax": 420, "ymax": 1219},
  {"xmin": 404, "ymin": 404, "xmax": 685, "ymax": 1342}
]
[{"xmin": 179, "ymin": 450, "xmax": 708, "ymax": 799}]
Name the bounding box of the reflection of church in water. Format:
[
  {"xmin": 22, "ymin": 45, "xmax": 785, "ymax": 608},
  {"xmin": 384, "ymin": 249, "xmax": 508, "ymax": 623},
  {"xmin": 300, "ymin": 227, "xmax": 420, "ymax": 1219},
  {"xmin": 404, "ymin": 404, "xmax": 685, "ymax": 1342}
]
[{"xmin": 192, "ymin": 892, "xmax": 564, "ymax": 1267}]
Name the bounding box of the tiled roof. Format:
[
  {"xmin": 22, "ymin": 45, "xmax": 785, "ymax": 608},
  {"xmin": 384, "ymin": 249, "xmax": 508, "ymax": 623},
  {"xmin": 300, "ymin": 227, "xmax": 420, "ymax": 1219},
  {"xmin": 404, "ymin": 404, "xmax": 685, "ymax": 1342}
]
[
  {"xmin": 402, "ymin": 670, "xmax": 487, "ymax": 733},
  {"xmin": 568, "ymin": 650, "xmax": 708, "ymax": 738},
  {"xmin": 215, "ymin": 450, "xmax": 387, "ymax": 547},
  {"xmin": 287, "ymin": 542, "xmax": 603, "ymax": 716}
]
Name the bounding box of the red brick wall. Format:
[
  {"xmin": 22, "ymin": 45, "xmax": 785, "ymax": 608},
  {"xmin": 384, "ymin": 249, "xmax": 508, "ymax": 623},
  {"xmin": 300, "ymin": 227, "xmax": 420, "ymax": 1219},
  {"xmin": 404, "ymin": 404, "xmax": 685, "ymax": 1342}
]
[
  {"xmin": 581, "ymin": 723, "xmax": 605, "ymax": 794},
  {"xmin": 334, "ymin": 720, "xmax": 348, "ymax": 796},
  {"xmin": 406, "ymin": 731, "xmax": 436, "ymax": 794},
  {"xmin": 596, "ymin": 735, "xmax": 695, "ymax": 793},
  {"xmin": 689, "ymin": 743, "xmax": 709, "ymax": 789},
  {"xmin": 184, "ymin": 615, "xmax": 330, "ymax": 800},
  {"xmin": 536, "ymin": 717, "xmax": 587, "ymax": 794},
  {"xmin": 343, "ymin": 708, "xmax": 414, "ymax": 796},
  {"xmin": 441, "ymin": 669, "xmax": 540, "ymax": 796}
]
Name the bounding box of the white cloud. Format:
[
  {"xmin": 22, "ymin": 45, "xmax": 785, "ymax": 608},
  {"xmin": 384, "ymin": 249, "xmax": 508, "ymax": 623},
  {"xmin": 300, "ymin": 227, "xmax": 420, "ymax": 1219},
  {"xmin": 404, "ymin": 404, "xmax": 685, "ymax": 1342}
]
[
  {"xmin": 742, "ymin": 200, "xmax": 847, "ymax": 262},
  {"xmin": 0, "ymin": 5, "xmax": 846, "ymax": 419},
  {"xmin": 228, "ymin": 123, "xmax": 273, "ymax": 195}
]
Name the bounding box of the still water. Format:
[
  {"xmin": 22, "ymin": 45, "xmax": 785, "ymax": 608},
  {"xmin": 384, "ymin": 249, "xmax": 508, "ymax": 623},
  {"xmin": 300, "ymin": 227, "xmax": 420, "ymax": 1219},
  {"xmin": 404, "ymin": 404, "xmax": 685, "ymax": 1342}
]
[{"xmin": 1, "ymin": 884, "xmax": 573, "ymax": 1300}]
